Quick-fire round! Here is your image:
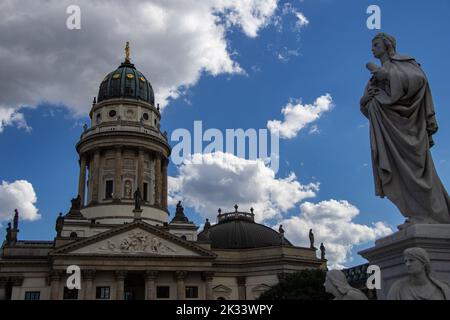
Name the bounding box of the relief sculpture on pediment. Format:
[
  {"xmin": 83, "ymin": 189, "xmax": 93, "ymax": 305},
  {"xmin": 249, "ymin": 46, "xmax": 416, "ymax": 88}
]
[{"xmin": 97, "ymin": 231, "xmax": 176, "ymax": 254}]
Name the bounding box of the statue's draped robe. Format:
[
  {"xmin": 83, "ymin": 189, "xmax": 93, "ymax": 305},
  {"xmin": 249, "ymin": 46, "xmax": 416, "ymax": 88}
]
[
  {"xmin": 361, "ymin": 55, "xmax": 450, "ymax": 224},
  {"xmin": 387, "ymin": 277, "xmax": 450, "ymax": 300}
]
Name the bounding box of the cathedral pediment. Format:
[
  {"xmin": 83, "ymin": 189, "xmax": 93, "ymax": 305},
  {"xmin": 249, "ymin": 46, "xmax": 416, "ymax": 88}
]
[{"xmin": 51, "ymin": 220, "xmax": 215, "ymax": 258}]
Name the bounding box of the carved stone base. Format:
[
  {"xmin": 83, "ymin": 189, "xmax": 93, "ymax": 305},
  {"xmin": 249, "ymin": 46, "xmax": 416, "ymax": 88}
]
[
  {"xmin": 359, "ymin": 224, "xmax": 450, "ymax": 300},
  {"xmin": 133, "ymin": 209, "xmax": 143, "ymax": 220}
]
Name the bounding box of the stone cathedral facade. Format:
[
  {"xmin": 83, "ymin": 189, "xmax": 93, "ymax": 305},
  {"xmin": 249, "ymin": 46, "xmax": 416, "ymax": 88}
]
[{"xmin": 0, "ymin": 48, "xmax": 326, "ymax": 300}]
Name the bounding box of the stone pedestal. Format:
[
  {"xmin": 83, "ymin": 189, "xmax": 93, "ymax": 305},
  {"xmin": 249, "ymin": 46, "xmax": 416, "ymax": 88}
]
[{"xmin": 359, "ymin": 224, "xmax": 450, "ymax": 300}]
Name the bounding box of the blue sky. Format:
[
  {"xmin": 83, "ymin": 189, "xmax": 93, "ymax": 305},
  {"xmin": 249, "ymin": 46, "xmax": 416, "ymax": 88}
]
[{"xmin": 0, "ymin": 0, "xmax": 449, "ymax": 268}]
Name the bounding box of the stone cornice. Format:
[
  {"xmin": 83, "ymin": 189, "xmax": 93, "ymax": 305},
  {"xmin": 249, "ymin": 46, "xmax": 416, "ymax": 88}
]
[{"xmin": 89, "ymin": 98, "xmax": 160, "ymax": 119}]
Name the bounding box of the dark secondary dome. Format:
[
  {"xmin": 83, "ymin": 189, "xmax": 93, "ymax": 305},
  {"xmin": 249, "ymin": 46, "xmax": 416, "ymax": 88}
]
[
  {"xmin": 198, "ymin": 206, "xmax": 292, "ymax": 249},
  {"xmin": 97, "ymin": 42, "xmax": 155, "ymax": 105}
]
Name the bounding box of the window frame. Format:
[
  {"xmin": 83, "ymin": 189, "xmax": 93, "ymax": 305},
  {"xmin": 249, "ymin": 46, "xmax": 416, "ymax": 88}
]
[
  {"xmin": 156, "ymin": 286, "xmax": 170, "ymax": 299},
  {"xmin": 24, "ymin": 291, "xmax": 40, "ymax": 300},
  {"xmin": 96, "ymin": 286, "xmax": 111, "ymax": 300}
]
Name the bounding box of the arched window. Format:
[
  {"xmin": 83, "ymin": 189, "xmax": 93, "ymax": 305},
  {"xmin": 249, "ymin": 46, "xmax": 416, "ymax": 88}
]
[
  {"xmin": 181, "ymin": 235, "xmax": 187, "ymax": 240},
  {"xmin": 70, "ymin": 232, "xmax": 78, "ymax": 238}
]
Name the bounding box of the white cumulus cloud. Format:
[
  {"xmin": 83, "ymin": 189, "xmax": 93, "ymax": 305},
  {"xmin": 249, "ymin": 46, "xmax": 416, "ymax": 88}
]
[
  {"xmin": 168, "ymin": 152, "xmax": 319, "ymax": 222},
  {"xmin": 267, "ymin": 94, "xmax": 333, "ymax": 139},
  {"xmin": 0, "ymin": 107, "xmax": 31, "ymax": 133},
  {"xmin": 0, "ymin": 180, "xmax": 40, "ymax": 222},
  {"xmin": 0, "ymin": 0, "xmax": 278, "ymax": 130},
  {"xmin": 276, "ymin": 199, "xmax": 392, "ymax": 269}
]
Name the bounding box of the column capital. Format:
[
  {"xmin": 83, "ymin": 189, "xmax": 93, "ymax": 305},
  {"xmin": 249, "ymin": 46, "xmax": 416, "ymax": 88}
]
[
  {"xmin": 115, "ymin": 270, "xmax": 127, "ymax": 280},
  {"xmin": 137, "ymin": 147, "xmax": 146, "ymax": 154},
  {"xmin": 82, "ymin": 269, "xmax": 96, "ymax": 280},
  {"xmin": 10, "ymin": 276, "xmax": 24, "ymax": 286},
  {"xmin": 145, "ymin": 270, "xmax": 159, "ymax": 280},
  {"xmin": 201, "ymin": 271, "xmax": 215, "ymax": 282},
  {"xmin": 174, "ymin": 270, "xmax": 188, "ymax": 281},
  {"xmin": 49, "ymin": 270, "xmax": 63, "ymax": 281}
]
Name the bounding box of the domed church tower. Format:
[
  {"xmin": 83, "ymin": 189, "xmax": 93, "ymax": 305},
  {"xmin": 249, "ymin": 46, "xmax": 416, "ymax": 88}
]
[{"xmin": 75, "ymin": 42, "xmax": 171, "ymax": 225}]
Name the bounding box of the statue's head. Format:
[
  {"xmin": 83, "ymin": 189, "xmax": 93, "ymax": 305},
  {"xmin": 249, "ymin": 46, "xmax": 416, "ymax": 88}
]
[
  {"xmin": 372, "ymin": 32, "xmax": 396, "ymax": 59},
  {"xmin": 404, "ymin": 247, "xmax": 431, "ymax": 276},
  {"xmin": 324, "ymin": 270, "xmax": 351, "ymax": 298}
]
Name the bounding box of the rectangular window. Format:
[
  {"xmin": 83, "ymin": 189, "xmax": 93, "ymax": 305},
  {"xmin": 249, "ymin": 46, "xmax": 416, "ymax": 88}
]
[
  {"xmin": 24, "ymin": 291, "xmax": 40, "ymax": 300},
  {"xmin": 185, "ymin": 286, "xmax": 198, "ymax": 299},
  {"xmin": 96, "ymin": 287, "xmax": 110, "ymax": 300},
  {"xmin": 156, "ymin": 286, "xmax": 170, "ymax": 299},
  {"xmin": 124, "ymin": 291, "xmax": 135, "ymax": 300},
  {"xmin": 143, "ymin": 182, "xmax": 148, "ymax": 201},
  {"xmin": 105, "ymin": 180, "xmax": 114, "ymax": 199},
  {"xmin": 63, "ymin": 287, "xmax": 79, "ymax": 300}
]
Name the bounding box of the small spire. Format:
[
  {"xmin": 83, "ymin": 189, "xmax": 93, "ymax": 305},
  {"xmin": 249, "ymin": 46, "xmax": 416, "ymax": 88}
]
[
  {"xmin": 92, "ymin": 97, "xmax": 96, "ymax": 106},
  {"xmin": 234, "ymin": 204, "xmax": 239, "ymax": 212},
  {"xmin": 250, "ymin": 207, "xmax": 254, "ymax": 214},
  {"xmin": 217, "ymin": 208, "xmax": 222, "ymax": 215},
  {"xmin": 124, "ymin": 41, "xmax": 131, "ymax": 63}
]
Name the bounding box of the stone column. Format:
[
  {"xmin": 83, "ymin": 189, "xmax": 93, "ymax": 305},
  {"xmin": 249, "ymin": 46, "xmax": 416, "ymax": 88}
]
[
  {"xmin": 145, "ymin": 271, "xmax": 158, "ymax": 300},
  {"xmin": 78, "ymin": 155, "xmax": 87, "ymax": 207},
  {"xmin": 175, "ymin": 271, "xmax": 187, "ymax": 300},
  {"xmin": 114, "ymin": 146, "xmax": 123, "ymax": 200},
  {"xmin": 82, "ymin": 270, "xmax": 96, "ymax": 300},
  {"xmin": 137, "ymin": 148, "xmax": 145, "ymax": 192},
  {"xmin": 10, "ymin": 276, "xmax": 24, "ymax": 300},
  {"xmin": 154, "ymin": 155, "xmax": 162, "ymax": 207},
  {"xmin": 91, "ymin": 150, "xmax": 101, "ymax": 204},
  {"xmin": 115, "ymin": 271, "xmax": 127, "ymax": 300},
  {"xmin": 237, "ymin": 276, "xmax": 246, "ymax": 300},
  {"xmin": 49, "ymin": 271, "xmax": 62, "ymax": 300},
  {"xmin": 201, "ymin": 271, "xmax": 214, "ymax": 300},
  {"xmin": 0, "ymin": 277, "xmax": 7, "ymax": 300},
  {"xmin": 161, "ymin": 157, "xmax": 168, "ymax": 210},
  {"xmin": 87, "ymin": 157, "xmax": 93, "ymax": 203}
]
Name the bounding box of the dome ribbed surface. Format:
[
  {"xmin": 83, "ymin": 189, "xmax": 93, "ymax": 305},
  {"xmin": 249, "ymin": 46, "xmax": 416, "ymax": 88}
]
[
  {"xmin": 97, "ymin": 61, "xmax": 154, "ymax": 105},
  {"xmin": 198, "ymin": 217, "xmax": 292, "ymax": 249}
]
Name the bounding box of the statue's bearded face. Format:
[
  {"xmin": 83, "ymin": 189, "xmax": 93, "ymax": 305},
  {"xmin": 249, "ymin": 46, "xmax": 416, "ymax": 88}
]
[
  {"xmin": 404, "ymin": 256, "xmax": 425, "ymax": 275},
  {"xmin": 371, "ymin": 38, "xmax": 387, "ymax": 58}
]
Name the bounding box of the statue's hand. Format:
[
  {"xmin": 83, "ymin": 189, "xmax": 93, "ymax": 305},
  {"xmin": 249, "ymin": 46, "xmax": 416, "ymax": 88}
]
[
  {"xmin": 371, "ymin": 68, "xmax": 388, "ymax": 81},
  {"xmin": 360, "ymin": 88, "xmax": 379, "ymax": 106},
  {"xmin": 367, "ymin": 87, "xmax": 379, "ymax": 97}
]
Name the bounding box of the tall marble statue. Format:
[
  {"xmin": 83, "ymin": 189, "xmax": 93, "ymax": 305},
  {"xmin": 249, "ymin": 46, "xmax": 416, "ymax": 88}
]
[
  {"xmin": 324, "ymin": 270, "xmax": 368, "ymax": 300},
  {"xmin": 387, "ymin": 247, "xmax": 450, "ymax": 300},
  {"xmin": 360, "ymin": 32, "xmax": 450, "ymax": 226}
]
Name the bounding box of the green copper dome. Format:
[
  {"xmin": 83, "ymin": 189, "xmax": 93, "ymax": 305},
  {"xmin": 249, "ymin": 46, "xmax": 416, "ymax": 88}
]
[{"xmin": 97, "ymin": 60, "xmax": 155, "ymax": 106}]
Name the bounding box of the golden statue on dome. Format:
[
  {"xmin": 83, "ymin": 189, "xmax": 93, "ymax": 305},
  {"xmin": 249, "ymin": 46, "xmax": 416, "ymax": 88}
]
[{"xmin": 124, "ymin": 41, "xmax": 130, "ymax": 62}]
